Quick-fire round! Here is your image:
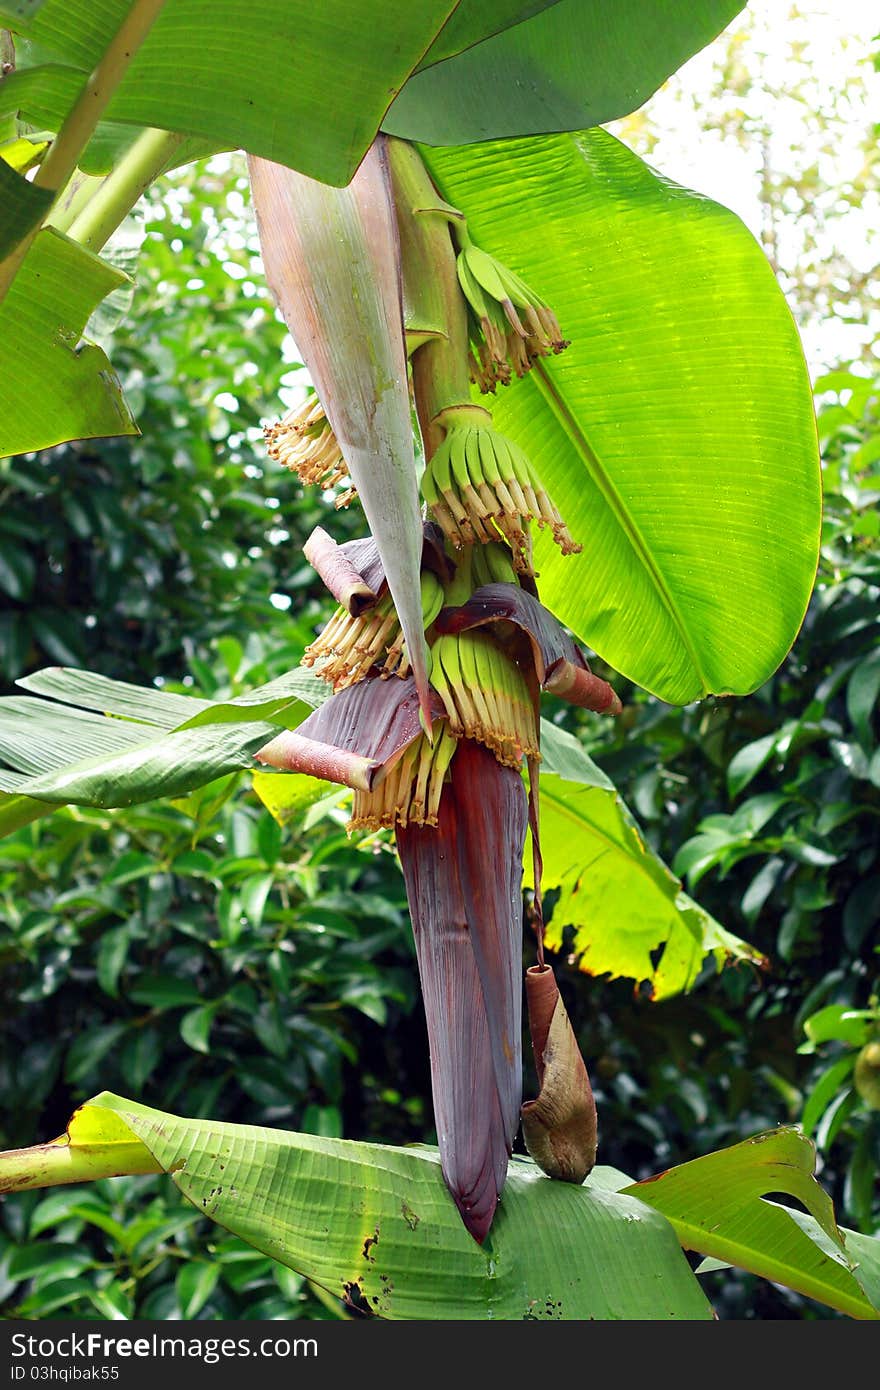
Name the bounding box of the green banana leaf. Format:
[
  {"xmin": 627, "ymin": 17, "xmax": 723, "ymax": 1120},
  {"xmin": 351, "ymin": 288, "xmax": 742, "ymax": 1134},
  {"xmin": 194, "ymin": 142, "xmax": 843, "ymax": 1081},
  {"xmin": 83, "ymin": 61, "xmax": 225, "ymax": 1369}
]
[
  {"xmin": 0, "ymin": 226, "xmax": 137, "ymax": 458},
  {"xmin": 536, "ymin": 720, "xmax": 763, "ymax": 998},
  {"xmin": 0, "ymin": 1093, "xmax": 714, "ymax": 1320},
  {"xmin": 4, "ymin": 1096, "xmax": 876, "ymax": 1319},
  {"xmin": 0, "ymin": 0, "xmax": 458, "ymax": 189},
  {"xmin": 414, "ymin": 2, "xmax": 561, "ymax": 69},
  {"xmin": 0, "ymin": 664, "xmax": 325, "ymax": 833},
  {"xmin": 16, "ymin": 663, "xmax": 326, "ymax": 727},
  {"xmin": 0, "ymin": 68, "xmax": 215, "ymax": 178},
  {"xmin": 1, "ymin": 1, "xmax": 742, "ymax": 198},
  {"xmin": 385, "ymin": 0, "xmax": 744, "ymax": 145},
  {"xmin": 0, "ymin": 152, "xmax": 53, "ymax": 258},
  {"xmin": 625, "ymin": 1128, "xmax": 880, "ymax": 1320},
  {"xmin": 420, "ymin": 132, "xmax": 821, "ymax": 705},
  {"xmin": 0, "ymin": 666, "xmax": 756, "ymax": 999}
]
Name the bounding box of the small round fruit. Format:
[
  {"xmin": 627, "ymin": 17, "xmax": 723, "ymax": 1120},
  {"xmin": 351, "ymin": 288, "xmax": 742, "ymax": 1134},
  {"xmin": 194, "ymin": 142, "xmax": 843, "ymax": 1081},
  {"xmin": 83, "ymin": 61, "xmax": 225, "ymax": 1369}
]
[{"xmin": 854, "ymin": 1041, "xmax": 880, "ymax": 1110}]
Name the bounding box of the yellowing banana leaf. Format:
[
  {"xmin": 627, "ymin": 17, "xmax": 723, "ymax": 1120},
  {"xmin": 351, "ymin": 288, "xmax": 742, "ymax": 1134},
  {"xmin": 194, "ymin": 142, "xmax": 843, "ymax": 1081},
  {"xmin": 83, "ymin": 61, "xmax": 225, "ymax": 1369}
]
[
  {"xmin": 0, "ymin": 136, "xmax": 48, "ymax": 175},
  {"xmin": 251, "ymin": 770, "xmax": 336, "ymax": 827},
  {"xmin": 0, "ymin": 1092, "xmax": 713, "ymax": 1321},
  {"xmin": 0, "ymin": 791, "xmax": 55, "ymax": 839},
  {"xmin": 0, "ymin": 0, "xmax": 459, "ymax": 189},
  {"xmin": 386, "ymin": 0, "xmax": 744, "ymax": 145},
  {"xmin": 624, "ymin": 1128, "xmax": 880, "ymax": 1320},
  {"xmin": 0, "ymin": 227, "xmax": 137, "ymax": 459},
  {"xmin": 420, "ymin": 132, "xmax": 821, "ymax": 705},
  {"xmin": 536, "ymin": 721, "xmax": 763, "ymax": 998}
]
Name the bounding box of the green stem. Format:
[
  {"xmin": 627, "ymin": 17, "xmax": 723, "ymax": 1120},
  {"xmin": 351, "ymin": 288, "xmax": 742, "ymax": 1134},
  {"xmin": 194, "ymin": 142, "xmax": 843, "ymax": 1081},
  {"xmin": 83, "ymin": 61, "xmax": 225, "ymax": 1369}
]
[
  {"xmin": 66, "ymin": 127, "xmax": 183, "ymax": 252},
  {"xmin": 444, "ymin": 545, "xmax": 474, "ymax": 605},
  {"xmin": 387, "ymin": 136, "xmax": 452, "ymax": 352},
  {"xmin": 0, "ymin": 0, "xmax": 168, "ymax": 305},
  {"xmin": 386, "ymin": 137, "xmax": 473, "ymax": 458},
  {"xmin": 45, "ymin": 169, "xmax": 106, "ymax": 236},
  {"xmin": 0, "ymin": 1138, "xmax": 162, "ymax": 1193}
]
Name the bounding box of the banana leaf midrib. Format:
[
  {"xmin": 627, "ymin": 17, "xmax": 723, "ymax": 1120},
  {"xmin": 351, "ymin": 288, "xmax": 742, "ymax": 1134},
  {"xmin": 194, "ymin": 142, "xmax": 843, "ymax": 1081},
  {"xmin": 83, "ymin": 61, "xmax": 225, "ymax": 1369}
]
[{"xmin": 528, "ymin": 355, "xmax": 711, "ymax": 691}]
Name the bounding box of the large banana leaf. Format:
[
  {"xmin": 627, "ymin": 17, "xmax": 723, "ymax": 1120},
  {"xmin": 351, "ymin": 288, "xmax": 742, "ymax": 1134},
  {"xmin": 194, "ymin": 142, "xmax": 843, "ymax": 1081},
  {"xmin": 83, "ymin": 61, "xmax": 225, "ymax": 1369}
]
[
  {"xmin": 385, "ymin": 0, "xmax": 744, "ymax": 144},
  {"xmin": 625, "ymin": 1128, "xmax": 880, "ymax": 1320},
  {"xmin": 420, "ymin": 132, "xmax": 822, "ymax": 705},
  {"xmin": 536, "ymin": 721, "xmax": 764, "ymax": 998},
  {"xmin": 0, "ymin": 0, "xmax": 459, "ymax": 189},
  {"xmin": 1, "ymin": 2, "xmax": 743, "ymax": 197},
  {"xmin": 0, "ymin": 1093, "xmax": 714, "ymax": 1320},
  {"xmin": 4, "ymin": 1095, "xmax": 877, "ymax": 1319},
  {"xmin": 0, "ymin": 227, "xmax": 137, "ymax": 458},
  {"xmin": 414, "ymin": 2, "xmax": 560, "ymax": 69}
]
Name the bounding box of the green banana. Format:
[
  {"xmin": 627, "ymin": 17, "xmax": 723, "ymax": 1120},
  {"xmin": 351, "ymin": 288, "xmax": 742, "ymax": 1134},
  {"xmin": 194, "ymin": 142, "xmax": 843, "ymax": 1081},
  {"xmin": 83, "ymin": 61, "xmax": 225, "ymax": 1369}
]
[
  {"xmin": 420, "ymin": 570, "xmax": 445, "ymax": 630},
  {"xmin": 484, "ymin": 542, "xmax": 518, "ymax": 586}
]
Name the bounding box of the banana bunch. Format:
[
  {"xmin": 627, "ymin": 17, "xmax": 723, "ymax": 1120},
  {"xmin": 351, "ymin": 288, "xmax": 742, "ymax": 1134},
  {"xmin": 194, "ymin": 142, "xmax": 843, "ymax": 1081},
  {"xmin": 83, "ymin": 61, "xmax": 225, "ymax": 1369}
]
[
  {"xmin": 471, "ymin": 540, "xmax": 519, "ymax": 589},
  {"xmin": 303, "ymin": 570, "xmax": 445, "ymax": 689},
  {"xmin": 429, "ymin": 630, "xmax": 539, "ymax": 769},
  {"xmin": 263, "ymin": 395, "xmax": 355, "ymax": 508},
  {"xmin": 456, "ymin": 234, "xmax": 569, "ymax": 393},
  {"xmin": 421, "ymin": 406, "xmax": 581, "ymax": 571},
  {"xmin": 349, "ymin": 723, "xmax": 458, "ymax": 833}
]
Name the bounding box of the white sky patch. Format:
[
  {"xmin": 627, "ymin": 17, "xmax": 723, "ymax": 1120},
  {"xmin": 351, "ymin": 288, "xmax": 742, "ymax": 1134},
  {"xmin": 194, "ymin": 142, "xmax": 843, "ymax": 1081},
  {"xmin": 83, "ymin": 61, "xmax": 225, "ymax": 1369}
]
[{"xmin": 609, "ymin": 1, "xmax": 880, "ymax": 373}]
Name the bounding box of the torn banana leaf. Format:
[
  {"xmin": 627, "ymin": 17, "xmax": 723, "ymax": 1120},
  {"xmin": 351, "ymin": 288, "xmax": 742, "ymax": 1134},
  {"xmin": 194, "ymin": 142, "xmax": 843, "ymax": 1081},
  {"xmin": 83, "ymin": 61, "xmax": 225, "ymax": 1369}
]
[
  {"xmin": 6, "ymin": 1096, "xmax": 877, "ymax": 1319},
  {"xmin": 536, "ymin": 720, "xmax": 765, "ymax": 998},
  {"xmin": 625, "ymin": 1127, "xmax": 880, "ymax": 1320},
  {"xmin": 0, "ymin": 1092, "xmax": 713, "ymax": 1321}
]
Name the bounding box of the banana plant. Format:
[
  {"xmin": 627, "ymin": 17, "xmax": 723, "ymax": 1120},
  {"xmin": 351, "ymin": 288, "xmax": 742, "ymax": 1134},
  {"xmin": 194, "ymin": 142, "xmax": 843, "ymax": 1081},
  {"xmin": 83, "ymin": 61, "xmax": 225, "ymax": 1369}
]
[{"xmin": 0, "ymin": 0, "xmax": 837, "ymax": 1314}]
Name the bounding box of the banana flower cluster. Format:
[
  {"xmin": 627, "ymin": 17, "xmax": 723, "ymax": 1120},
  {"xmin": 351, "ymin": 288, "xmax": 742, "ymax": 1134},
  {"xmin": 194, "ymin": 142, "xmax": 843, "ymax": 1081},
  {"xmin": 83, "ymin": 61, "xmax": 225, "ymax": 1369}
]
[
  {"xmin": 257, "ymin": 529, "xmax": 618, "ymax": 1240},
  {"xmin": 249, "ymin": 134, "xmax": 619, "ymax": 1242}
]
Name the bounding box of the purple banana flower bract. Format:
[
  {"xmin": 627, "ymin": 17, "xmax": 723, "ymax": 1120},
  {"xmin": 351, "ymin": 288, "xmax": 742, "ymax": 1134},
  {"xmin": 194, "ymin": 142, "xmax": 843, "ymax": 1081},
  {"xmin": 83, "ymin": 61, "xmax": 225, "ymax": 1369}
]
[
  {"xmin": 397, "ymin": 738, "xmax": 527, "ymax": 1242},
  {"xmin": 256, "ymin": 675, "xmax": 443, "ymax": 788}
]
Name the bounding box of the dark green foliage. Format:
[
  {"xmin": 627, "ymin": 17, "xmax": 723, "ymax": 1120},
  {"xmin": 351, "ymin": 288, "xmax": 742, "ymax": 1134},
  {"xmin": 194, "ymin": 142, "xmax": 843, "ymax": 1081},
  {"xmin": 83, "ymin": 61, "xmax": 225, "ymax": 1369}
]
[
  {"xmin": 0, "ymin": 158, "xmax": 362, "ymax": 690},
  {"xmin": 0, "ymin": 647, "xmax": 427, "ymax": 1318}
]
